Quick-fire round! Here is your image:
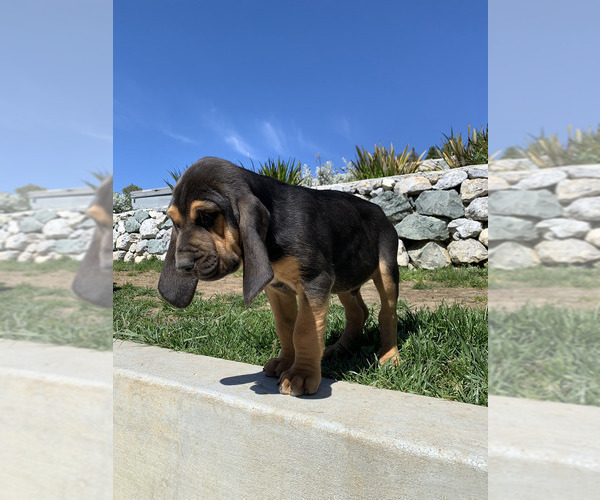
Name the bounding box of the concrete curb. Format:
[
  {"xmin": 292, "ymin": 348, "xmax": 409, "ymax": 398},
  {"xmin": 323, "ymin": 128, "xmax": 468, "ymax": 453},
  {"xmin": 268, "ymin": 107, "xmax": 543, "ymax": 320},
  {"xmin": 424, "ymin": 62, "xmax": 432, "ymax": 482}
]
[
  {"xmin": 489, "ymin": 395, "xmax": 600, "ymax": 499},
  {"xmin": 0, "ymin": 340, "xmax": 112, "ymax": 499},
  {"xmin": 114, "ymin": 341, "xmax": 487, "ymax": 499}
]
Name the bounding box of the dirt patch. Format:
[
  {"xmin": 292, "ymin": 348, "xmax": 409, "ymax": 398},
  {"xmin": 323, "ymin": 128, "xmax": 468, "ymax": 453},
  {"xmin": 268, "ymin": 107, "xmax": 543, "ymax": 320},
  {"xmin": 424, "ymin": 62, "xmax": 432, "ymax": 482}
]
[
  {"xmin": 488, "ymin": 286, "xmax": 600, "ymax": 312},
  {"xmin": 0, "ymin": 270, "xmax": 76, "ymax": 290},
  {"xmin": 113, "ymin": 270, "xmax": 487, "ymax": 310}
]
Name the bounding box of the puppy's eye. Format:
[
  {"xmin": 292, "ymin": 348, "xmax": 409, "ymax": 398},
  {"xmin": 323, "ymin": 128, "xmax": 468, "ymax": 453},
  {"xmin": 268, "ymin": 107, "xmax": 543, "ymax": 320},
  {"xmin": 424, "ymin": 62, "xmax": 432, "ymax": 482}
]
[{"xmin": 195, "ymin": 211, "xmax": 218, "ymax": 228}]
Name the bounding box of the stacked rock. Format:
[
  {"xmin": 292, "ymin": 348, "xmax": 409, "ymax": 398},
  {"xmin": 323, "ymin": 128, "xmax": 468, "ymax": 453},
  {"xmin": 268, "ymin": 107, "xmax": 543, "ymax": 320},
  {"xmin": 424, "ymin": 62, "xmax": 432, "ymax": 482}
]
[
  {"xmin": 0, "ymin": 208, "xmax": 94, "ymax": 263},
  {"xmin": 489, "ymin": 164, "xmax": 600, "ymax": 269},
  {"xmin": 113, "ymin": 164, "xmax": 489, "ymax": 269},
  {"xmin": 113, "ymin": 209, "xmax": 173, "ymax": 263}
]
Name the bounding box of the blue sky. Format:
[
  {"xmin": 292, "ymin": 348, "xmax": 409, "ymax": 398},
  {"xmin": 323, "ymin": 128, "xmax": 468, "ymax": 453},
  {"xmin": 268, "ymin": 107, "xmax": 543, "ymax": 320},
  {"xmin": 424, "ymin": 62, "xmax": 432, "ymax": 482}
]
[
  {"xmin": 0, "ymin": 0, "xmax": 112, "ymax": 193},
  {"xmin": 489, "ymin": 0, "xmax": 600, "ymax": 155},
  {"xmin": 3, "ymin": 2, "xmax": 597, "ymax": 194},
  {"xmin": 113, "ymin": 1, "xmax": 488, "ymax": 191}
]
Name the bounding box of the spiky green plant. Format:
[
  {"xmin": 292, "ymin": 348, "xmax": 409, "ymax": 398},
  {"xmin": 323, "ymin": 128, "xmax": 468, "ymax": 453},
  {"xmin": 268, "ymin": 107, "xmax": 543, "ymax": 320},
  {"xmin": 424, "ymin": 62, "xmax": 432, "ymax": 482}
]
[
  {"xmin": 245, "ymin": 157, "xmax": 302, "ymax": 185},
  {"xmin": 347, "ymin": 143, "xmax": 426, "ymax": 180},
  {"xmin": 438, "ymin": 125, "xmax": 488, "ymax": 168},
  {"xmin": 164, "ymin": 168, "xmax": 186, "ymax": 191},
  {"xmin": 519, "ymin": 125, "xmax": 600, "ymax": 167}
]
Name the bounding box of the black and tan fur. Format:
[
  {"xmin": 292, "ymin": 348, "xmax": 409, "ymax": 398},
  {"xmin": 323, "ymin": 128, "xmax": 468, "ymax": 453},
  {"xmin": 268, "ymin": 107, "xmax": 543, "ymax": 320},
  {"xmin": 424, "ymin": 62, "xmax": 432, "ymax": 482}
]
[
  {"xmin": 72, "ymin": 174, "xmax": 113, "ymax": 308},
  {"xmin": 159, "ymin": 157, "xmax": 400, "ymax": 396}
]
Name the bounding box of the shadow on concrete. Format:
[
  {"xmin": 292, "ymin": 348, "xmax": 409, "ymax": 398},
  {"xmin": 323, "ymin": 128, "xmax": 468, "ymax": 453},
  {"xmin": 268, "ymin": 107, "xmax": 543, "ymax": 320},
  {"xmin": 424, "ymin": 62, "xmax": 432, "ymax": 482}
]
[{"xmin": 220, "ymin": 370, "xmax": 335, "ymax": 399}]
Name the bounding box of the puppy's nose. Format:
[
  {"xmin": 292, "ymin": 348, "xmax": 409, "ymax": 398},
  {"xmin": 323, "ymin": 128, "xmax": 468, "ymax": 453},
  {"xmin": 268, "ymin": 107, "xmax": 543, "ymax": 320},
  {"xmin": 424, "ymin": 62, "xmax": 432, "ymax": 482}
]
[{"xmin": 176, "ymin": 258, "xmax": 195, "ymax": 273}]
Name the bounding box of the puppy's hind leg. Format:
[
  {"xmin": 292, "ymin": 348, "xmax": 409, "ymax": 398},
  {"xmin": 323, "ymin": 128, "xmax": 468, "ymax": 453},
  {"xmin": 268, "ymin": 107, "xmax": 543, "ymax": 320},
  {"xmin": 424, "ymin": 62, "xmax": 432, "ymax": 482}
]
[
  {"xmin": 372, "ymin": 259, "xmax": 400, "ymax": 365},
  {"xmin": 324, "ymin": 290, "xmax": 369, "ymax": 359}
]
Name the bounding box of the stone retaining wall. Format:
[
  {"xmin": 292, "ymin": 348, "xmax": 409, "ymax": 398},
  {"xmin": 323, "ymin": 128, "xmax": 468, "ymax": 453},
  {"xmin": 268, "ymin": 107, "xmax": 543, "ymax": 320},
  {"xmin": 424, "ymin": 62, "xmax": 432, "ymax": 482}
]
[
  {"xmin": 489, "ymin": 164, "xmax": 600, "ymax": 269},
  {"xmin": 0, "ymin": 207, "xmax": 95, "ymax": 263},
  {"xmin": 113, "ymin": 165, "xmax": 489, "ymax": 269}
]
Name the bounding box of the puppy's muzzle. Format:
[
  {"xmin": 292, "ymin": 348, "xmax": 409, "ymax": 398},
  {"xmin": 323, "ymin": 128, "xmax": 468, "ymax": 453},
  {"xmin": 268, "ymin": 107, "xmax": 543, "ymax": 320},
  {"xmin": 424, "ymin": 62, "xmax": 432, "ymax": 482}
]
[{"xmin": 176, "ymin": 257, "xmax": 196, "ymax": 274}]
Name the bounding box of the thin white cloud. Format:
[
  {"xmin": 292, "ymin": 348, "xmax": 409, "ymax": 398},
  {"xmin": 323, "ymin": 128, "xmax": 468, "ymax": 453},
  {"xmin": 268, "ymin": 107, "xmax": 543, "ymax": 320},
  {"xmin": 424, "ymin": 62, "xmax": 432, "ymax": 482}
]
[
  {"xmin": 225, "ymin": 134, "xmax": 254, "ymax": 157},
  {"xmin": 161, "ymin": 128, "xmax": 196, "ymax": 144},
  {"xmin": 339, "ymin": 117, "xmax": 352, "ymax": 140},
  {"xmin": 261, "ymin": 121, "xmax": 285, "ymax": 155}
]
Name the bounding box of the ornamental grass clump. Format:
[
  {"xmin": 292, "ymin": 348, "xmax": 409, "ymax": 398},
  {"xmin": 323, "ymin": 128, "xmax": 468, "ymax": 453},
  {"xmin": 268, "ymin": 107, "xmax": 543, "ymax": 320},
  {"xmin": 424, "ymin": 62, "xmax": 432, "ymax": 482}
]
[
  {"xmin": 438, "ymin": 124, "xmax": 488, "ymax": 168},
  {"xmin": 347, "ymin": 143, "xmax": 426, "ymax": 181},
  {"xmin": 518, "ymin": 125, "xmax": 600, "ymax": 167}
]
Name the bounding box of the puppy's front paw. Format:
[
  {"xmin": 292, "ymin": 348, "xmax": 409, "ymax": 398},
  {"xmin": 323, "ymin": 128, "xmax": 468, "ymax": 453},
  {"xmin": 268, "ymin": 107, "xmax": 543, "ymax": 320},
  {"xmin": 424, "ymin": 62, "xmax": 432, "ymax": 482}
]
[
  {"xmin": 263, "ymin": 356, "xmax": 294, "ymax": 378},
  {"xmin": 278, "ymin": 366, "xmax": 321, "ymax": 396}
]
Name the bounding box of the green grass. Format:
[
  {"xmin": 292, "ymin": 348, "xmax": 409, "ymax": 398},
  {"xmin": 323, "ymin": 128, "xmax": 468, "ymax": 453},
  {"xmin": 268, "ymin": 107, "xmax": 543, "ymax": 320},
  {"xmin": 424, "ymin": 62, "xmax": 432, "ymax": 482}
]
[
  {"xmin": 113, "ymin": 256, "xmax": 164, "ymax": 273},
  {"xmin": 113, "ymin": 283, "xmax": 487, "ymax": 405},
  {"xmin": 489, "ymin": 265, "xmax": 600, "ymax": 289},
  {"xmin": 399, "ymin": 265, "xmax": 487, "ymax": 289},
  {"xmin": 489, "ymin": 305, "xmax": 600, "ymax": 406},
  {"xmin": 114, "ymin": 257, "xmax": 487, "ymax": 290},
  {"xmin": 0, "ymin": 256, "xmax": 81, "ymax": 274},
  {"xmin": 0, "ymin": 284, "xmax": 112, "ymax": 350}
]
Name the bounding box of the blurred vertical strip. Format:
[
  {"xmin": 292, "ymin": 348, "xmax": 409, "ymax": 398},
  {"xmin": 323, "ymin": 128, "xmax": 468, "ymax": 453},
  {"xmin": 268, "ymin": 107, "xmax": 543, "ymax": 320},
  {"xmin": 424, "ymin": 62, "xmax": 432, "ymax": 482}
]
[
  {"xmin": 489, "ymin": 0, "xmax": 600, "ymax": 497},
  {"xmin": 0, "ymin": 0, "xmax": 113, "ymax": 498}
]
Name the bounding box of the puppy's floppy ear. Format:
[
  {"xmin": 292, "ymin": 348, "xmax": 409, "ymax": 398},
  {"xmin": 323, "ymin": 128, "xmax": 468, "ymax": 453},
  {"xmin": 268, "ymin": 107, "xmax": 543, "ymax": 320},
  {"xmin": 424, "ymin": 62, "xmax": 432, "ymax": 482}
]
[
  {"xmin": 158, "ymin": 226, "xmax": 199, "ymax": 308},
  {"xmin": 238, "ymin": 195, "xmax": 274, "ymax": 306}
]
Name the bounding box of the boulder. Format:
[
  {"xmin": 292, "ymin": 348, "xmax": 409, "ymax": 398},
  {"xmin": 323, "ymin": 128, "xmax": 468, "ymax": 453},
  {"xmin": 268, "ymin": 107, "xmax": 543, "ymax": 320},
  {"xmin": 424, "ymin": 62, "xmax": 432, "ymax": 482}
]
[
  {"xmin": 478, "ymin": 228, "xmax": 488, "ymax": 247},
  {"xmin": 465, "ymin": 197, "xmax": 488, "ymax": 221},
  {"xmin": 535, "ymin": 218, "xmax": 591, "ymax": 240},
  {"xmin": 139, "ymin": 218, "xmax": 159, "ymax": 239},
  {"xmin": 393, "ymin": 176, "xmax": 432, "ymax": 195},
  {"xmin": 415, "ymin": 190, "xmax": 464, "ymax": 219},
  {"xmin": 565, "ymin": 165, "xmax": 600, "ymax": 178},
  {"xmin": 43, "ymin": 218, "xmax": 72, "ymax": 238},
  {"xmin": 488, "ymin": 216, "xmax": 537, "ymax": 241},
  {"xmin": 460, "ymin": 178, "xmax": 488, "ymax": 202},
  {"xmin": 447, "ymin": 239, "xmax": 488, "ymax": 264},
  {"xmin": 433, "ymin": 170, "xmax": 468, "ymax": 190},
  {"xmin": 564, "ymin": 196, "xmax": 600, "ymax": 221},
  {"xmin": 489, "ymin": 242, "xmax": 540, "ymax": 270},
  {"xmin": 19, "ymin": 216, "xmax": 44, "ymax": 233},
  {"xmin": 370, "ymin": 192, "xmax": 413, "ymax": 223},
  {"xmin": 147, "ymin": 239, "xmax": 168, "ymax": 254},
  {"xmin": 555, "ymin": 178, "xmax": 600, "ymax": 202},
  {"xmin": 467, "ymin": 167, "xmax": 488, "ymax": 179},
  {"xmin": 488, "ymin": 190, "xmax": 562, "ymax": 218},
  {"xmin": 488, "ymin": 176, "xmax": 510, "ymax": 192},
  {"xmin": 535, "ymin": 239, "xmax": 600, "ymax": 265},
  {"xmin": 407, "ymin": 241, "xmax": 451, "ymax": 269},
  {"xmin": 397, "ymin": 239, "xmax": 409, "ymax": 267},
  {"xmin": 0, "ymin": 251, "xmax": 20, "ymax": 261},
  {"xmin": 512, "ymin": 169, "xmax": 567, "ymax": 190},
  {"xmin": 115, "ymin": 233, "xmax": 134, "ymax": 251},
  {"xmin": 395, "ymin": 214, "xmax": 449, "ymax": 241},
  {"xmin": 447, "ymin": 218, "xmax": 483, "ymax": 240},
  {"xmin": 4, "ymin": 233, "xmax": 30, "ymax": 251},
  {"xmin": 124, "ymin": 217, "xmax": 141, "ymax": 233},
  {"xmin": 134, "ymin": 210, "xmax": 150, "ymax": 223},
  {"xmin": 54, "ymin": 239, "xmax": 89, "ymax": 254},
  {"xmin": 585, "ymin": 228, "xmax": 600, "ymax": 247},
  {"xmin": 33, "ymin": 209, "xmax": 58, "ymax": 224}
]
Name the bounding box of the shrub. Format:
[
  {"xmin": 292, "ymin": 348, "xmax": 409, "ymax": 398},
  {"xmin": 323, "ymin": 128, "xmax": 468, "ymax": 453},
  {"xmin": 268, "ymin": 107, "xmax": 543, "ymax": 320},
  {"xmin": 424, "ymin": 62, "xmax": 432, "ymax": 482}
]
[
  {"xmin": 300, "ymin": 161, "xmax": 353, "ymax": 187},
  {"xmin": 0, "ymin": 192, "xmax": 29, "ymax": 213},
  {"xmin": 113, "ymin": 192, "xmax": 132, "ymax": 213}
]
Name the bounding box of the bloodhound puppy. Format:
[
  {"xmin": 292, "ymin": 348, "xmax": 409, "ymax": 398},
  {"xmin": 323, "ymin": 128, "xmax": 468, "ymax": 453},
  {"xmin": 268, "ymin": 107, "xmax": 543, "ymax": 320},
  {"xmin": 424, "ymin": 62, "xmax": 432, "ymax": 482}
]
[
  {"xmin": 72, "ymin": 174, "xmax": 113, "ymax": 308},
  {"xmin": 159, "ymin": 157, "xmax": 400, "ymax": 396}
]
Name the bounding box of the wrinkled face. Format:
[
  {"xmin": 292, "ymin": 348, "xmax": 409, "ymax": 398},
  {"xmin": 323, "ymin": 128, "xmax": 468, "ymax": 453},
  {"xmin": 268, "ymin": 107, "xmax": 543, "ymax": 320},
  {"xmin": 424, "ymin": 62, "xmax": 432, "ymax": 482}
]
[{"xmin": 166, "ymin": 199, "xmax": 242, "ymax": 281}]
